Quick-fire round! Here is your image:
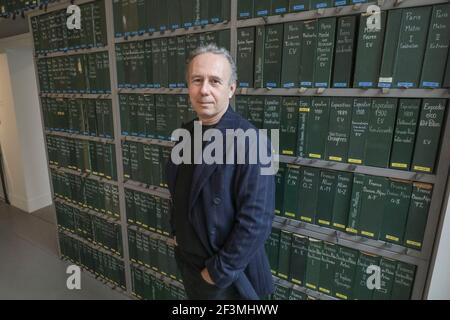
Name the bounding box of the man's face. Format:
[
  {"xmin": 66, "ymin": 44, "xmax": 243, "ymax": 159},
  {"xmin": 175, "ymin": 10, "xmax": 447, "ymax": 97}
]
[{"xmin": 187, "ymin": 53, "xmax": 236, "ymax": 123}]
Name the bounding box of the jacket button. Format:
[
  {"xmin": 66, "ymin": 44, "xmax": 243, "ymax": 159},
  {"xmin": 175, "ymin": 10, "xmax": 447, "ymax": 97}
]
[{"xmin": 213, "ymin": 197, "xmax": 221, "ymax": 205}]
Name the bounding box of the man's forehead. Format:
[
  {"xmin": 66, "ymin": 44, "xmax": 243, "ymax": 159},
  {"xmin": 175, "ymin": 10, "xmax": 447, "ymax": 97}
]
[{"xmin": 189, "ymin": 53, "xmax": 231, "ymax": 76}]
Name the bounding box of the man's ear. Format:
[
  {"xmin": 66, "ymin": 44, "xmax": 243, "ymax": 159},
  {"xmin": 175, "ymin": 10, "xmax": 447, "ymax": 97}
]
[{"xmin": 229, "ymin": 82, "xmax": 237, "ymax": 98}]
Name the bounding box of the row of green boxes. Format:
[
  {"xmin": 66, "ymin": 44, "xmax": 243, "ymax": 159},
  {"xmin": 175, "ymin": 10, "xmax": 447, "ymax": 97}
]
[
  {"xmin": 236, "ymin": 96, "xmax": 446, "ymax": 173},
  {"xmin": 131, "ymin": 265, "xmax": 186, "ymax": 300},
  {"xmin": 236, "ymin": 4, "xmax": 450, "ymax": 89},
  {"xmin": 277, "ymin": 165, "xmax": 432, "ymax": 250},
  {"xmin": 47, "ymin": 136, "xmax": 117, "ymax": 180},
  {"xmin": 0, "ymin": 0, "xmax": 55, "ymax": 17},
  {"xmin": 237, "ymin": 0, "xmax": 369, "ymax": 19},
  {"xmin": 266, "ymin": 228, "xmax": 416, "ymax": 300},
  {"xmin": 36, "ymin": 51, "xmax": 111, "ymax": 93},
  {"xmin": 113, "ymin": 0, "xmax": 230, "ymax": 37},
  {"xmin": 128, "ymin": 228, "xmax": 180, "ymax": 281},
  {"xmin": 271, "ymin": 281, "xmax": 312, "ymax": 300},
  {"xmin": 115, "ymin": 30, "xmax": 230, "ymax": 89},
  {"xmin": 59, "ymin": 231, "xmax": 126, "ymax": 289},
  {"xmin": 56, "ymin": 201, "xmax": 123, "ymax": 256},
  {"xmin": 42, "ymin": 97, "xmax": 114, "ymax": 139},
  {"xmin": 30, "ymin": 0, "xmax": 107, "ymax": 54},
  {"xmin": 51, "ymin": 170, "xmax": 120, "ymax": 218},
  {"xmin": 119, "ymin": 94, "xmax": 196, "ymax": 140},
  {"xmin": 125, "ymin": 188, "xmax": 172, "ymax": 237},
  {"xmin": 122, "ymin": 141, "xmax": 171, "ymax": 188}
]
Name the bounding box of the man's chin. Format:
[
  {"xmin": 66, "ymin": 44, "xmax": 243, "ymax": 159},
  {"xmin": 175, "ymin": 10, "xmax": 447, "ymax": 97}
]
[
  {"xmin": 196, "ymin": 109, "xmax": 213, "ymax": 117},
  {"xmin": 199, "ymin": 103, "xmax": 214, "ymax": 109}
]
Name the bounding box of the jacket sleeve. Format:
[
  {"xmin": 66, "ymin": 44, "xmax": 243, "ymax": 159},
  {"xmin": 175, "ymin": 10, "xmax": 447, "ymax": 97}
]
[{"xmin": 204, "ymin": 135, "xmax": 275, "ymax": 288}]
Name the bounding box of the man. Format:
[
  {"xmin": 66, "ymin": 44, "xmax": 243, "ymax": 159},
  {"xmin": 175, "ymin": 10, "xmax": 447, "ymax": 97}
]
[{"xmin": 165, "ymin": 44, "xmax": 275, "ymax": 300}]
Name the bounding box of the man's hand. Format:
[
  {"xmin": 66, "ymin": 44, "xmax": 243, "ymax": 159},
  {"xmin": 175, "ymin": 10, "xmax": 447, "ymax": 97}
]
[{"xmin": 201, "ymin": 268, "xmax": 215, "ymax": 285}]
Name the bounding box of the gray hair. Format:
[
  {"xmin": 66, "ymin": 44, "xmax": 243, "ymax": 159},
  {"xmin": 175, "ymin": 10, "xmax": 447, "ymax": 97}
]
[{"xmin": 186, "ymin": 44, "xmax": 238, "ymax": 85}]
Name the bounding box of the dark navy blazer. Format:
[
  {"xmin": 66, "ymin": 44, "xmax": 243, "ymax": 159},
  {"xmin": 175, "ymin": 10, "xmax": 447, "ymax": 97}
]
[{"xmin": 166, "ymin": 106, "xmax": 275, "ymax": 300}]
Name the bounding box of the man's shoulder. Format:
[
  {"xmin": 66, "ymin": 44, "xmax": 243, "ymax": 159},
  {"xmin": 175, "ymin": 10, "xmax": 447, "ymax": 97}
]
[{"xmin": 225, "ymin": 107, "xmax": 257, "ymax": 131}]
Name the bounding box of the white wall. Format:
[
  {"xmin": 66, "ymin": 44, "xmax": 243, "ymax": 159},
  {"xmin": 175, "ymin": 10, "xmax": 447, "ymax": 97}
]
[
  {"xmin": 427, "ymin": 185, "xmax": 450, "ymax": 300},
  {"xmin": 0, "ymin": 51, "xmax": 28, "ymax": 208},
  {"xmin": 0, "ymin": 33, "xmax": 51, "ymax": 212}
]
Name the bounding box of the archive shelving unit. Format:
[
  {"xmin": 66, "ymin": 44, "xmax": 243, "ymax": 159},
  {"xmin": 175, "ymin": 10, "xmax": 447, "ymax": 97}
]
[{"xmin": 27, "ymin": 0, "xmax": 450, "ymax": 300}]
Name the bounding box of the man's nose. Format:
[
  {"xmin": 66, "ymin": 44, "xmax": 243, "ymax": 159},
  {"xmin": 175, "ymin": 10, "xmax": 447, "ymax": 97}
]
[{"xmin": 200, "ymin": 81, "xmax": 211, "ymax": 95}]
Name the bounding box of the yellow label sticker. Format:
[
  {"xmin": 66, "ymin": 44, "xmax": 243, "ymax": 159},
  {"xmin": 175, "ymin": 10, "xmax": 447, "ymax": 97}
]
[
  {"xmin": 285, "ymin": 212, "xmax": 296, "ymax": 218},
  {"xmin": 336, "ymin": 293, "xmax": 348, "ymax": 300},
  {"xmin": 414, "ymin": 166, "xmax": 431, "ymax": 172},
  {"xmin": 306, "ymin": 283, "xmax": 316, "ymax": 290},
  {"xmin": 391, "ymin": 163, "xmax": 408, "ymax": 168},
  {"xmin": 386, "ymin": 235, "xmax": 399, "ymax": 242},
  {"xmin": 348, "ymin": 158, "xmax": 362, "ymax": 164},
  {"xmin": 319, "ymin": 287, "xmax": 330, "ymax": 294},
  {"xmin": 361, "ymin": 230, "xmax": 374, "ymax": 237},
  {"xmin": 282, "ymin": 150, "xmax": 294, "ymax": 155},
  {"xmin": 406, "ymin": 240, "xmax": 421, "ymax": 247}
]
